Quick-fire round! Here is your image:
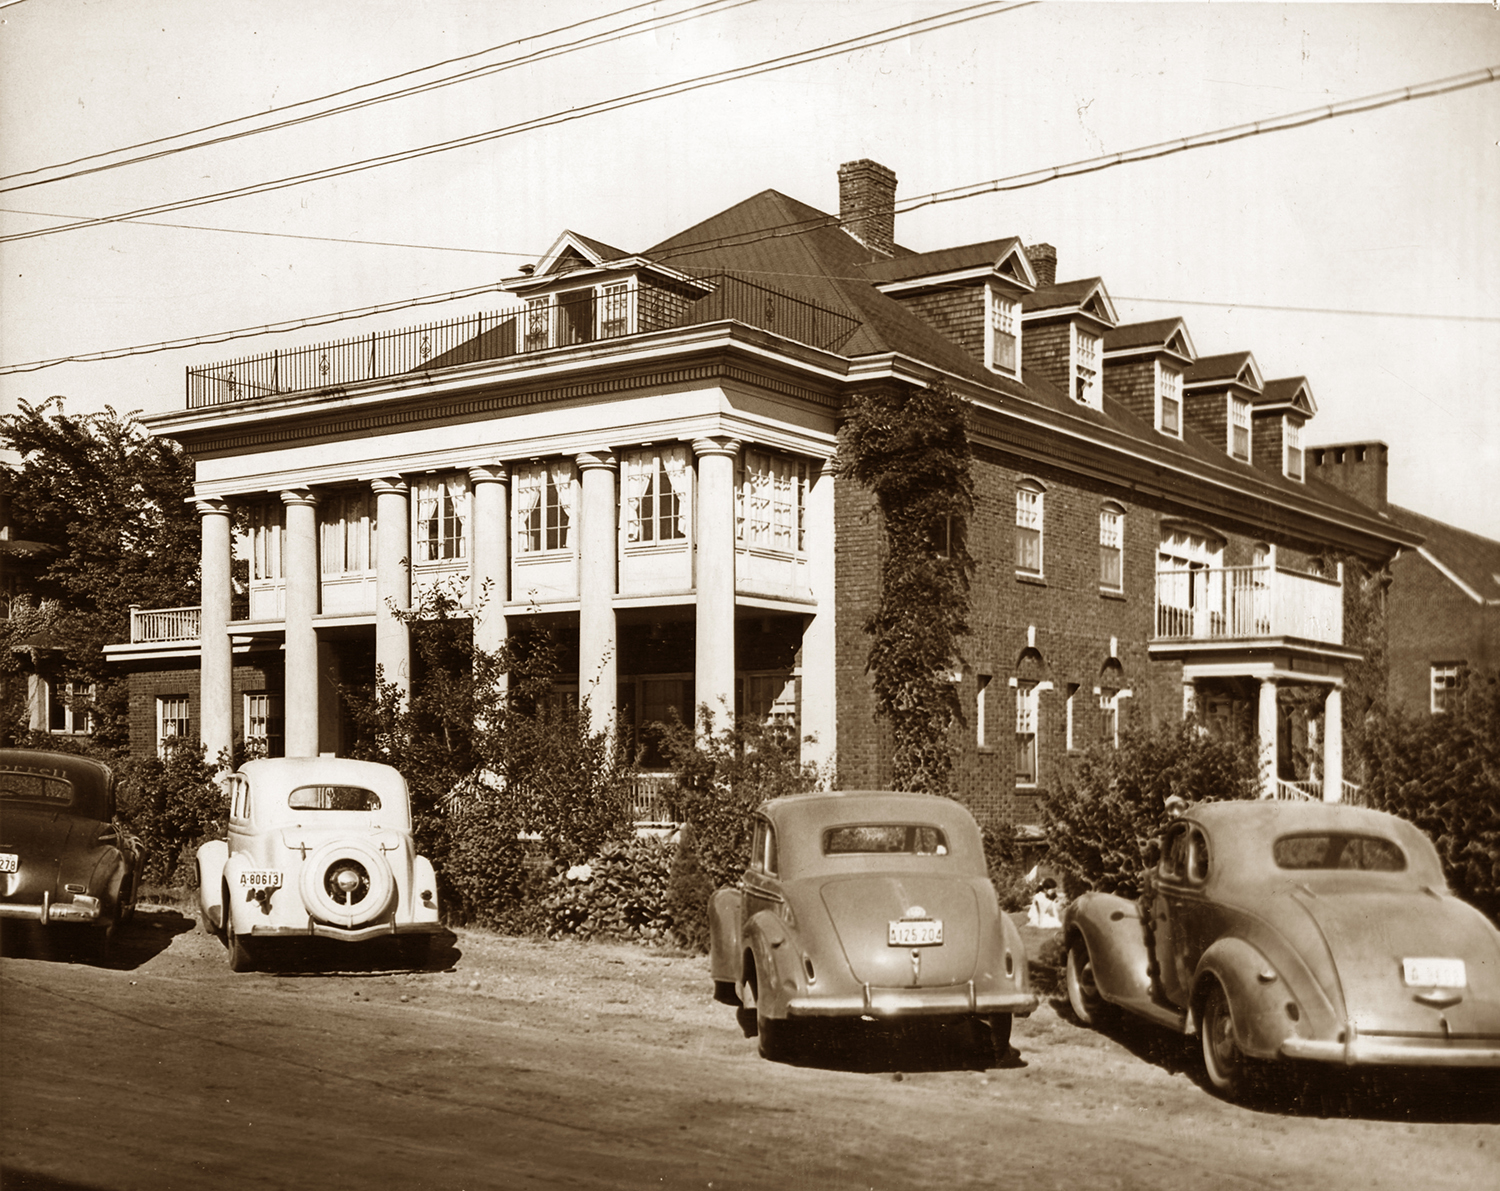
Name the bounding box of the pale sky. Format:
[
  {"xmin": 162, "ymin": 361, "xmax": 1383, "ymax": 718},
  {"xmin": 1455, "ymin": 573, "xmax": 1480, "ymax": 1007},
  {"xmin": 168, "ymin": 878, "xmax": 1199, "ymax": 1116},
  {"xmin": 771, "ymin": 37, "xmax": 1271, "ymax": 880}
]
[{"xmin": 2, "ymin": 1, "xmax": 1497, "ymax": 537}]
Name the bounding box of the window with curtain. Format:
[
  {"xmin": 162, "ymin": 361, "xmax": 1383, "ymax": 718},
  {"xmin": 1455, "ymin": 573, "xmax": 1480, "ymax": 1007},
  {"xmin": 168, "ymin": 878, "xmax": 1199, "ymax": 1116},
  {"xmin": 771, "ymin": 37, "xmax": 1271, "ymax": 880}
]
[
  {"xmin": 515, "ymin": 461, "xmax": 575, "ymax": 553},
  {"xmin": 624, "ymin": 446, "xmax": 689, "ymax": 544},
  {"xmin": 414, "ymin": 474, "xmax": 470, "ymax": 563},
  {"xmin": 1099, "ymin": 504, "xmax": 1124, "ymax": 590},
  {"xmin": 320, "ymin": 489, "xmax": 372, "ymax": 575},
  {"xmin": 245, "ymin": 692, "xmax": 285, "ymax": 757},
  {"xmin": 1073, "ymin": 327, "xmax": 1101, "ymax": 408},
  {"xmin": 989, "ymin": 291, "xmax": 1018, "ymax": 375},
  {"xmin": 158, "ymin": 694, "xmax": 190, "ymax": 755},
  {"xmin": 1015, "ymin": 483, "xmax": 1043, "ymax": 575},
  {"xmin": 524, "ymin": 296, "xmax": 550, "ymax": 352},
  {"xmin": 249, "ymin": 502, "xmax": 284, "ymax": 580},
  {"xmin": 737, "ymin": 450, "xmax": 806, "ymax": 554}
]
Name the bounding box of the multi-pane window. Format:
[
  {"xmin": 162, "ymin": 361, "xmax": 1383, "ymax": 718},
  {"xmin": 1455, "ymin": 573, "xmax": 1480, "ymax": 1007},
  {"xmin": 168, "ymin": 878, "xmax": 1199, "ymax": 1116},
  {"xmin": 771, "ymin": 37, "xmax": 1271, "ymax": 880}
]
[
  {"xmin": 1284, "ymin": 417, "xmax": 1304, "ymax": 481},
  {"xmin": 600, "ymin": 283, "xmax": 631, "ymax": 339},
  {"xmin": 158, "ymin": 694, "xmax": 190, "ymax": 755},
  {"xmin": 1230, "ymin": 397, "xmax": 1252, "ymax": 461},
  {"xmin": 1099, "ymin": 692, "xmax": 1120, "ymax": 747},
  {"xmin": 320, "ymin": 489, "xmax": 372, "ymax": 575},
  {"xmin": 524, "ymin": 297, "xmax": 550, "ymax": 352},
  {"xmin": 46, "ymin": 680, "xmax": 94, "ymax": 735},
  {"xmin": 414, "ymin": 474, "xmax": 469, "ymax": 563},
  {"xmin": 1015, "ymin": 683, "xmax": 1039, "ymax": 786},
  {"xmin": 742, "ymin": 673, "xmax": 798, "ymax": 729},
  {"xmin": 1431, "ymin": 663, "xmax": 1462, "ymax": 714},
  {"xmin": 245, "ymin": 693, "xmax": 285, "ymax": 758},
  {"xmin": 1015, "ymin": 483, "xmax": 1044, "ymax": 575},
  {"xmin": 1099, "ymin": 504, "xmax": 1124, "ymax": 591},
  {"xmin": 1158, "ymin": 365, "xmax": 1182, "ymax": 436},
  {"xmin": 249, "ymin": 502, "xmax": 284, "ymax": 580},
  {"xmin": 1073, "ymin": 327, "xmax": 1101, "ymax": 408},
  {"xmin": 737, "ymin": 450, "xmax": 807, "ymax": 553},
  {"xmin": 515, "ymin": 461, "xmax": 576, "ymax": 553},
  {"xmin": 624, "ymin": 446, "xmax": 689, "ymax": 545},
  {"xmin": 989, "ymin": 291, "xmax": 1019, "ymax": 375}
]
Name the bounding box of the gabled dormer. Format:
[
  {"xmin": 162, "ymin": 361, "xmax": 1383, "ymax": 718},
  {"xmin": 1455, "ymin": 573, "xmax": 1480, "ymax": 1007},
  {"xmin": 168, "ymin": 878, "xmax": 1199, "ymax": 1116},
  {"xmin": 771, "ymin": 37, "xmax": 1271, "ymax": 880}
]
[
  {"xmin": 1103, "ymin": 318, "xmax": 1197, "ymax": 438},
  {"xmin": 1184, "ymin": 352, "xmax": 1264, "ymax": 465},
  {"xmin": 501, "ymin": 230, "xmax": 711, "ymax": 350},
  {"xmin": 865, "ymin": 238, "xmax": 1037, "ymax": 379},
  {"xmin": 1253, "ymin": 377, "xmax": 1318, "ymax": 483},
  {"xmin": 1021, "ymin": 275, "xmax": 1119, "ymax": 411}
]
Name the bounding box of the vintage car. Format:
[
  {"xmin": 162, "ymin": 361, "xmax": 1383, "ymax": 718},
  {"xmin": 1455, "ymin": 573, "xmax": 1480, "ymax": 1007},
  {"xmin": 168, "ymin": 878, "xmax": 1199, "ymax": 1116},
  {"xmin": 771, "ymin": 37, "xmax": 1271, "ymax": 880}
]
[
  {"xmin": 197, "ymin": 756, "xmax": 442, "ymax": 971},
  {"xmin": 0, "ymin": 748, "xmax": 142, "ymax": 961},
  {"xmin": 1063, "ymin": 799, "xmax": 1500, "ymax": 1099},
  {"xmin": 708, "ymin": 791, "xmax": 1037, "ymax": 1062}
]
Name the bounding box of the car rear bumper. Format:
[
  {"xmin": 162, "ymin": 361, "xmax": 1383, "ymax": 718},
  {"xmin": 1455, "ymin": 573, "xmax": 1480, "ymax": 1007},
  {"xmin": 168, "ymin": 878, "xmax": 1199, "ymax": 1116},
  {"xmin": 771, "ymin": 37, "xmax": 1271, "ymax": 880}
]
[
  {"xmin": 1281, "ymin": 1035, "xmax": 1500, "ymax": 1068},
  {"xmin": 786, "ymin": 984, "xmax": 1037, "ymax": 1019},
  {"xmin": 248, "ymin": 920, "xmax": 445, "ymax": 944},
  {"xmin": 0, "ymin": 893, "xmax": 102, "ymax": 924}
]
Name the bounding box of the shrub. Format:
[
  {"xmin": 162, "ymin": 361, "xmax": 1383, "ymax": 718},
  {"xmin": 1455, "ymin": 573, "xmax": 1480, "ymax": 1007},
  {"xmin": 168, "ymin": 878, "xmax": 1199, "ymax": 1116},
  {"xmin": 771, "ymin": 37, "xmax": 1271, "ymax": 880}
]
[
  {"xmin": 665, "ymin": 822, "xmax": 717, "ymax": 952},
  {"xmin": 541, "ymin": 835, "xmax": 675, "ymax": 944},
  {"xmin": 114, "ymin": 739, "xmax": 227, "ymax": 887},
  {"xmin": 1043, "ymin": 719, "xmax": 1258, "ymax": 898}
]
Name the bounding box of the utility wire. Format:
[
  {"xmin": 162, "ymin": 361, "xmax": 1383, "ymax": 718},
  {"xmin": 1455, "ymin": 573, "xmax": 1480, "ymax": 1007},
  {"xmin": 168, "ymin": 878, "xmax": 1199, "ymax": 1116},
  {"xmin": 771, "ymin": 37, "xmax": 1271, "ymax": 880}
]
[
  {"xmin": 0, "ymin": 0, "xmax": 755, "ymax": 194},
  {"xmin": 1113, "ymin": 294, "xmax": 1499, "ymax": 325},
  {"xmin": 0, "ymin": 2, "xmax": 1032, "ymax": 244}
]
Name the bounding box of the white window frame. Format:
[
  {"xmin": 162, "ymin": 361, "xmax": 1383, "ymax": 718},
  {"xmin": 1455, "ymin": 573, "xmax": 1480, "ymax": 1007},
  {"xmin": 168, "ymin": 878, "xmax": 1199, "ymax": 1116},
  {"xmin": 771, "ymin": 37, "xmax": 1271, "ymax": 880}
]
[
  {"xmin": 249, "ymin": 502, "xmax": 284, "ymax": 581},
  {"xmin": 1015, "ymin": 681, "xmax": 1039, "ymax": 787},
  {"xmin": 736, "ymin": 450, "xmax": 807, "ymax": 556},
  {"xmin": 1230, "ymin": 396, "xmax": 1252, "ymax": 461},
  {"xmin": 157, "ymin": 694, "xmax": 191, "ymax": 756},
  {"xmin": 1065, "ymin": 682, "xmax": 1079, "ymax": 751},
  {"xmin": 413, "ymin": 473, "xmax": 470, "ymax": 565},
  {"xmin": 1015, "ymin": 482, "xmax": 1044, "ymax": 577},
  {"xmin": 623, "ymin": 445, "xmax": 690, "ymax": 547},
  {"xmin": 1284, "ymin": 416, "xmax": 1304, "ymax": 481},
  {"xmin": 1156, "ymin": 363, "xmax": 1182, "ymax": 437},
  {"xmin": 244, "ymin": 692, "xmax": 284, "ymax": 758},
  {"xmin": 987, "ymin": 287, "xmax": 1020, "ymax": 377},
  {"xmin": 514, "ymin": 460, "xmax": 577, "ymax": 555},
  {"xmin": 46, "ymin": 679, "xmax": 95, "ymax": 735},
  {"xmin": 1098, "ymin": 690, "xmax": 1120, "ymax": 748},
  {"xmin": 1072, "ymin": 326, "xmax": 1102, "ymax": 409},
  {"xmin": 320, "ymin": 488, "xmax": 373, "ymax": 576},
  {"xmin": 1099, "ymin": 503, "xmax": 1124, "ymax": 592},
  {"xmin": 522, "ymin": 281, "xmax": 637, "ymax": 352},
  {"xmin": 1431, "ymin": 663, "xmax": 1462, "ymax": 714},
  {"xmin": 742, "ymin": 671, "xmax": 799, "ymax": 730},
  {"xmin": 976, "ymin": 674, "xmax": 992, "ymax": 749}
]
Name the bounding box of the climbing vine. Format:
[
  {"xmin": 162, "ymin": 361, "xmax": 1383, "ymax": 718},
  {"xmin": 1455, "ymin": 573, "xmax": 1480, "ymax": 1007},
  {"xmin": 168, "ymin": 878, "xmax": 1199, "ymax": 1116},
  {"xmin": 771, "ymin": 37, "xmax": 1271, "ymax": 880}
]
[{"xmin": 838, "ymin": 381, "xmax": 975, "ymax": 792}]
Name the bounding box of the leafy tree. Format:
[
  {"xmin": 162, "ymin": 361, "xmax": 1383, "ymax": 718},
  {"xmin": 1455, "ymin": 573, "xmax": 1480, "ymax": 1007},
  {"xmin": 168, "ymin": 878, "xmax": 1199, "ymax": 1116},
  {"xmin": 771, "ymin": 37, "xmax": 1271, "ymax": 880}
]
[
  {"xmin": 1043, "ymin": 720, "xmax": 1259, "ymax": 898},
  {"xmin": 837, "ymin": 381, "xmax": 974, "ymax": 792},
  {"xmin": 0, "ymin": 398, "xmax": 199, "ymax": 747}
]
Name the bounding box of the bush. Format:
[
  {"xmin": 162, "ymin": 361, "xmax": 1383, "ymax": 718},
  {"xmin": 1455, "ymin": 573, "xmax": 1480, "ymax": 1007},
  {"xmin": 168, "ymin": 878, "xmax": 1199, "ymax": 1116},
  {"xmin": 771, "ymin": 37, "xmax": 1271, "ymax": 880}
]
[
  {"xmin": 114, "ymin": 739, "xmax": 227, "ymax": 887},
  {"xmin": 541, "ymin": 835, "xmax": 675, "ymax": 944},
  {"xmin": 1043, "ymin": 719, "xmax": 1258, "ymax": 898},
  {"xmin": 665, "ymin": 822, "xmax": 717, "ymax": 952}
]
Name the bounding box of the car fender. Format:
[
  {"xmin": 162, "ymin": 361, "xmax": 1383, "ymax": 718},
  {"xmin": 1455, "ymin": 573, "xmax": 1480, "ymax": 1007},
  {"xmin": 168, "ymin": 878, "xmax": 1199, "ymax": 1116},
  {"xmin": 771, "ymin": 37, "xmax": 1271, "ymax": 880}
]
[
  {"xmin": 197, "ymin": 839, "xmax": 228, "ymax": 931},
  {"xmin": 744, "ymin": 909, "xmax": 803, "ymax": 1020},
  {"xmin": 1193, "ymin": 936, "xmax": 1297, "ymax": 1061},
  {"xmin": 1064, "ymin": 891, "xmax": 1154, "ymax": 1007},
  {"xmin": 409, "ymin": 854, "xmax": 441, "ymax": 922},
  {"xmin": 708, "ymin": 886, "xmax": 744, "ymax": 985}
]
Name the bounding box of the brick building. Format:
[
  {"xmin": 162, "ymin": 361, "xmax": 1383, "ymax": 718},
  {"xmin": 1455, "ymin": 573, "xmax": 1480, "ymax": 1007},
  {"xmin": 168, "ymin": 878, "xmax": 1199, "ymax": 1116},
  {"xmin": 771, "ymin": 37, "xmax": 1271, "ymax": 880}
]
[
  {"xmin": 1310, "ymin": 442, "xmax": 1500, "ymax": 716},
  {"xmin": 110, "ymin": 159, "xmax": 1416, "ymax": 828}
]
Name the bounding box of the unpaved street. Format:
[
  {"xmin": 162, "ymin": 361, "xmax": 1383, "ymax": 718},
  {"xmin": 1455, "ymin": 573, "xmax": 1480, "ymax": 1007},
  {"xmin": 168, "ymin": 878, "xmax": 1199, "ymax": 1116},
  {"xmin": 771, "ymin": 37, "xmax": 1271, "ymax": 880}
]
[{"xmin": 2, "ymin": 906, "xmax": 1496, "ymax": 1190}]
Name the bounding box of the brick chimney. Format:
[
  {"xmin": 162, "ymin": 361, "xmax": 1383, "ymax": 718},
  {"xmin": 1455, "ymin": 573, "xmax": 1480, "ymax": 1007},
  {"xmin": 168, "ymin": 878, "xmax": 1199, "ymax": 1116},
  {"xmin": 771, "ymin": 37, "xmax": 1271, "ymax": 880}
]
[
  {"xmin": 1028, "ymin": 243, "xmax": 1057, "ymax": 288},
  {"xmin": 838, "ymin": 159, "xmax": 897, "ymax": 258},
  {"xmin": 1308, "ymin": 440, "xmax": 1388, "ymax": 511}
]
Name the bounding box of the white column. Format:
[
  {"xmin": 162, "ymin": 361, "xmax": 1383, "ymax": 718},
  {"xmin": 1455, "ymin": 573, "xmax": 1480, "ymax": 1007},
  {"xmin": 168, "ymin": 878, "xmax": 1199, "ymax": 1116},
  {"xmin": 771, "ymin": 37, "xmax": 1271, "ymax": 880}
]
[
  {"xmin": 800, "ymin": 457, "xmax": 836, "ymax": 775},
  {"xmin": 576, "ymin": 452, "xmax": 618, "ymax": 738},
  {"xmin": 1182, "ymin": 677, "xmax": 1197, "ymax": 721},
  {"xmin": 1257, "ymin": 677, "xmax": 1279, "ymax": 800},
  {"xmin": 469, "ymin": 465, "xmax": 509, "ymax": 661},
  {"xmin": 371, "ymin": 478, "xmax": 411, "ymax": 706},
  {"xmin": 1323, "ymin": 685, "xmax": 1344, "ymax": 802},
  {"xmin": 281, "ymin": 488, "xmax": 321, "ymax": 757},
  {"xmin": 197, "ymin": 498, "xmax": 233, "ymax": 765},
  {"xmin": 693, "ymin": 438, "xmax": 741, "ymax": 731}
]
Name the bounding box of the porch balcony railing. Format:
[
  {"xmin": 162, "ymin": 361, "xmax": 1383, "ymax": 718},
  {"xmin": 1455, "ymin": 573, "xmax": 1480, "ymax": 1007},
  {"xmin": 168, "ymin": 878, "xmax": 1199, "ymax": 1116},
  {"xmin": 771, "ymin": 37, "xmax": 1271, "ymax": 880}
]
[
  {"xmin": 1154, "ymin": 565, "xmax": 1342, "ymax": 646},
  {"xmin": 185, "ymin": 273, "xmax": 862, "ymax": 409},
  {"xmin": 130, "ymin": 604, "xmax": 201, "ymax": 643},
  {"xmin": 627, "ymin": 772, "xmax": 679, "ymax": 826},
  {"xmin": 1269, "ymin": 777, "xmax": 1321, "ymax": 802}
]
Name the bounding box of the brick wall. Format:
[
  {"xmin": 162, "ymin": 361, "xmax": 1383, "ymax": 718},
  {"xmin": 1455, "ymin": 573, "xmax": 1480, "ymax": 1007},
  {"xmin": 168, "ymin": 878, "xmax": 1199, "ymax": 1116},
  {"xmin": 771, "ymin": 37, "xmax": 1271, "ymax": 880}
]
[
  {"xmin": 126, "ymin": 653, "xmax": 284, "ymax": 758},
  {"xmin": 1387, "ymin": 551, "xmax": 1499, "ymax": 714}
]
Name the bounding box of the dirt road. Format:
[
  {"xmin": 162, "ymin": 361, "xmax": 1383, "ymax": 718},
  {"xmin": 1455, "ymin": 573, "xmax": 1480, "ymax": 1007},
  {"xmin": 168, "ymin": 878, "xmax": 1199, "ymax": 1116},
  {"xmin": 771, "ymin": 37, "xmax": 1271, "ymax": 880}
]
[{"xmin": 2, "ymin": 906, "xmax": 1495, "ymax": 1190}]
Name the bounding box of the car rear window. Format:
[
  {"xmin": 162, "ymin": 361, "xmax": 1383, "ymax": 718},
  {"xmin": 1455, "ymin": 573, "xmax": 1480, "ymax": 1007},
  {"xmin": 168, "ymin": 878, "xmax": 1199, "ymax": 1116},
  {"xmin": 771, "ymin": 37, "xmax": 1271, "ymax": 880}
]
[
  {"xmin": 0, "ymin": 770, "xmax": 73, "ymax": 805},
  {"xmin": 1273, "ymin": 832, "xmax": 1406, "ymax": 872},
  {"xmin": 823, "ymin": 824, "xmax": 948, "ymax": 856},
  {"xmin": 288, "ymin": 785, "xmax": 381, "ymax": 811}
]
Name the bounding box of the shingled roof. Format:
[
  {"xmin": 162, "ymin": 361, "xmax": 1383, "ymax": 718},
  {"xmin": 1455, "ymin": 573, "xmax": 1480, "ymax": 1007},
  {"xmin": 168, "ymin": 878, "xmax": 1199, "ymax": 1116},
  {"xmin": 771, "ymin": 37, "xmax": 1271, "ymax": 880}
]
[{"xmin": 1386, "ymin": 504, "xmax": 1500, "ymax": 603}]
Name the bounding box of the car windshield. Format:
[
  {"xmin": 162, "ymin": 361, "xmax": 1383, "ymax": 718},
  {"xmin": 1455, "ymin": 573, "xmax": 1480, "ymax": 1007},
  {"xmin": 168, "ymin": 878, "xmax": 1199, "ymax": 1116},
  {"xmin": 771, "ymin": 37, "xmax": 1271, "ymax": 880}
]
[
  {"xmin": 0, "ymin": 770, "xmax": 73, "ymax": 805},
  {"xmin": 1273, "ymin": 832, "xmax": 1406, "ymax": 872},
  {"xmin": 823, "ymin": 824, "xmax": 948, "ymax": 856},
  {"xmin": 288, "ymin": 785, "xmax": 381, "ymax": 811}
]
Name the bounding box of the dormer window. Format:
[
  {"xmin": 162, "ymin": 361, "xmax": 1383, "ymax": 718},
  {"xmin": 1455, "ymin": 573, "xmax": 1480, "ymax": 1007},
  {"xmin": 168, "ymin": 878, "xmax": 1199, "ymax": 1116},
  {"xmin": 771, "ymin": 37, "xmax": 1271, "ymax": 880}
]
[
  {"xmin": 988, "ymin": 289, "xmax": 1020, "ymax": 377},
  {"xmin": 519, "ymin": 281, "xmax": 637, "ymax": 352},
  {"xmin": 1230, "ymin": 397, "xmax": 1252, "ymax": 461},
  {"xmin": 1073, "ymin": 327, "xmax": 1101, "ymax": 409},
  {"xmin": 1284, "ymin": 418, "xmax": 1304, "ymax": 481},
  {"xmin": 1156, "ymin": 365, "xmax": 1182, "ymax": 437}
]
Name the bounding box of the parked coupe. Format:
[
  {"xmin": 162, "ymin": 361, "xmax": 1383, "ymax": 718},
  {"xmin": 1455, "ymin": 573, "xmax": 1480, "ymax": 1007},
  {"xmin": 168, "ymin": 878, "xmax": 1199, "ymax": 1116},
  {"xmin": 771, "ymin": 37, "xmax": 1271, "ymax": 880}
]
[
  {"xmin": 197, "ymin": 756, "xmax": 443, "ymax": 971},
  {"xmin": 0, "ymin": 748, "xmax": 142, "ymax": 961},
  {"xmin": 1062, "ymin": 799, "xmax": 1500, "ymax": 1100},
  {"xmin": 708, "ymin": 791, "xmax": 1036, "ymax": 1063}
]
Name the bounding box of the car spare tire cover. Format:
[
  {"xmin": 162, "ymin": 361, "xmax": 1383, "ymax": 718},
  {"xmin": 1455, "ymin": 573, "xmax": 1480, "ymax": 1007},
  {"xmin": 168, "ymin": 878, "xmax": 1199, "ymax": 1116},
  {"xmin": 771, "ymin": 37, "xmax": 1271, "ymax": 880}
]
[{"xmin": 299, "ymin": 838, "xmax": 395, "ymax": 928}]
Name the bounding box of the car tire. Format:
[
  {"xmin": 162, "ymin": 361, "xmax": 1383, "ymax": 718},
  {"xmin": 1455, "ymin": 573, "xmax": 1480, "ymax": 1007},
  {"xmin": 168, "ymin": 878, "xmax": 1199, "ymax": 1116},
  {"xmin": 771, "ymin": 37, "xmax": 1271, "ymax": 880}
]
[
  {"xmin": 299, "ymin": 839, "xmax": 395, "ymax": 928},
  {"xmin": 1065, "ymin": 936, "xmax": 1115, "ymax": 1027},
  {"xmin": 1200, "ymin": 981, "xmax": 1250, "ymax": 1100},
  {"xmin": 227, "ymin": 908, "xmax": 256, "ymax": 973}
]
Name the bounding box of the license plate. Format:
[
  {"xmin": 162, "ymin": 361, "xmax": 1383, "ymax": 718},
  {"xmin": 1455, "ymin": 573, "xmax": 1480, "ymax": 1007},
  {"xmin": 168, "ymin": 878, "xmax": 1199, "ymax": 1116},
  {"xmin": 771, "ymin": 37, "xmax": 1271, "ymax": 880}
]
[
  {"xmin": 0, "ymin": 853, "xmax": 16, "ymax": 873},
  {"xmin": 239, "ymin": 871, "xmax": 282, "ymax": 890},
  {"xmin": 889, "ymin": 918, "xmax": 942, "ymax": 947},
  {"xmin": 1403, "ymin": 957, "xmax": 1465, "ymax": 988}
]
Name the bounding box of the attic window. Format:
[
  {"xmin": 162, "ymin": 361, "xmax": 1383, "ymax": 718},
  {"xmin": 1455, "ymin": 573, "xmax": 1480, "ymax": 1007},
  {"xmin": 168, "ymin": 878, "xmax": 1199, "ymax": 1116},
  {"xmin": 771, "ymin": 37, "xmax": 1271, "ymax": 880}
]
[
  {"xmin": 988, "ymin": 289, "xmax": 1020, "ymax": 377},
  {"xmin": 1284, "ymin": 418, "xmax": 1304, "ymax": 482},
  {"xmin": 1156, "ymin": 365, "xmax": 1182, "ymax": 437},
  {"xmin": 1072, "ymin": 327, "xmax": 1101, "ymax": 409},
  {"xmin": 1230, "ymin": 397, "xmax": 1251, "ymax": 461}
]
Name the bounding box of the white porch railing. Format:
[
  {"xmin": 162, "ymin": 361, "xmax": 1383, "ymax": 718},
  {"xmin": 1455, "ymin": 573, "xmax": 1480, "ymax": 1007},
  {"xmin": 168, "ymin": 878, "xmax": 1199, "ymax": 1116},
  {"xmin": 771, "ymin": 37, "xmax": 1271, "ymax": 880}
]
[
  {"xmin": 628, "ymin": 772, "xmax": 679, "ymax": 825},
  {"xmin": 1155, "ymin": 565, "xmax": 1342, "ymax": 645},
  {"xmin": 1270, "ymin": 778, "xmax": 1321, "ymax": 802},
  {"xmin": 130, "ymin": 604, "xmax": 201, "ymax": 643}
]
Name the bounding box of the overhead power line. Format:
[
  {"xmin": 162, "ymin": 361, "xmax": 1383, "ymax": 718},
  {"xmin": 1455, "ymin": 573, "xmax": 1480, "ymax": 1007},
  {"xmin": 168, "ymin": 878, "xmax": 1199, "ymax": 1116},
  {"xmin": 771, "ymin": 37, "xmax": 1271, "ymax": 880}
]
[
  {"xmin": 0, "ymin": 0, "xmax": 755, "ymax": 194},
  {"xmin": 0, "ymin": 2, "xmax": 1033, "ymax": 245}
]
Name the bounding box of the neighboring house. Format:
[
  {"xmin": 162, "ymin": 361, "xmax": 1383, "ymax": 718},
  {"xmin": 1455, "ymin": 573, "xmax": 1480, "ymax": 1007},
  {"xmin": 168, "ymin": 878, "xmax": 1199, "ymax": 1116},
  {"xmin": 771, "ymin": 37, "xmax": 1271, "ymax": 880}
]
[
  {"xmin": 1310, "ymin": 442, "xmax": 1500, "ymax": 715},
  {"xmin": 110, "ymin": 159, "xmax": 1416, "ymax": 828}
]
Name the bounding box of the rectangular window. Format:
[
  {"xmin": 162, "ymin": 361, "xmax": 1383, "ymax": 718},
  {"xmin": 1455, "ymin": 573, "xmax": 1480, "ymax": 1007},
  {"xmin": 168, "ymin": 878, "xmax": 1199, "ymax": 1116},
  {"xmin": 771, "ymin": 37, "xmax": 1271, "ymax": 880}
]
[
  {"xmin": 1230, "ymin": 397, "xmax": 1252, "ymax": 461},
  {"xmin": 1065, "ymin": 682, "xmax": 1080, "ymax": 750},
  {"xmin": 414, "ymin": 474, "xmax": 469, "ymax": 563},
  {"xmin": 1158, "ymin": 366, "xmax": 1182, "ymax": 436},
  {"xmin": 524, "ymin": 296, "xmax": 550, "ymax": 352},
  {"xmin": 158, "ymin": 694, "xmax": 190, "ymax": 755},
  {"xmin": 599, "ymin": 283, "xmax": 631, "ymax": 339},
  {"xmin": 1099, "ymin": 692, "xmax": 1120, "ymax": 747},
  {"xmin": 1285, "ymin": 418, "xmax": 1304, "ymax": 481},
  {"xmin": 1073, "ymin": 328, "xmax": 1101, "ymax": 408},
  {"xmin": 977, "ymin": 675, "xmax": 992, "ymax": 749},
  {"xmin": 556, "ymin": 287, "xmax": 596, "ymax": 346},
  {"xmin": 1099, "ymin": 506, "xmax": 1123, "ymax": 591},
  {"xmin": 1015, "ymin": 486, "xmax": 1043, "ymax": 575},
  {"xmin": 1015, "ymin": 683, "xmax": 1038, "ymax": 786},
  {"xmin": 515, "ymin": 461, "xmax": 575, "ymax": 553},
  {"xmin": 737, "ymin": 450, "xmax": 806, "ymax": 554},
  {"xmin": 250, "ymin": 503, "xmax": 284, "ymax": 580},
  {"xmin": 46, "ymin": 680, "xmax": 94, "ymax": 735},
  {"xmin": 320, "ymin": 489, "xmax": 372, "ymax": 575},
  {"xmin": 989, "ymin": 293, "xmax": 1018, "ymax": 375},
  {"xmin": 245, "ymin": 692, "xmax": 285, "ymax": 758},
  {"xmin": 625, "ymin": 446, "xmax": 689, "ymax": 545},
  {"xmin": 1431, "ymin": 663, "xmax": 1462, "ymax": 714},
  {"xmin": 742, "ymin": 673, "xmax": 798, "ymax": 730}
]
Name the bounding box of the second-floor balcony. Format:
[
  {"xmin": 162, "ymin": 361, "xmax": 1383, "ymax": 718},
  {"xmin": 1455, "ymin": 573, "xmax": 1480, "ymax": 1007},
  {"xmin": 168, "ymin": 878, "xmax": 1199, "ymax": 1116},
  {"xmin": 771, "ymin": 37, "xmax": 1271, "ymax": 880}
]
[{"xmin": 1153, "ymin": 564, "xmax": 1343, "ymax": 646}]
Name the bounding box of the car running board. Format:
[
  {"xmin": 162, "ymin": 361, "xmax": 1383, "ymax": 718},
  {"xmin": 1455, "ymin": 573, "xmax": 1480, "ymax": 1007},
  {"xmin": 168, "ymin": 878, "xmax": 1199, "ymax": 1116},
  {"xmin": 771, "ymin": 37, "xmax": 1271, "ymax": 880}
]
[{"xmin": 1112, "ymin": 994, "xmax": 1190, "ymax": 1034}]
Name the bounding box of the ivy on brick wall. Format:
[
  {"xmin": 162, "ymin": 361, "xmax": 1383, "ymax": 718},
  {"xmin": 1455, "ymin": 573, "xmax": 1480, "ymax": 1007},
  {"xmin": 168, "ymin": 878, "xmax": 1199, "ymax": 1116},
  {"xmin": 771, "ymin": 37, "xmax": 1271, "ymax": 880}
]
[{"xmin": 838, "ymin": 381, "xmax": 974, "ymax": 793}]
